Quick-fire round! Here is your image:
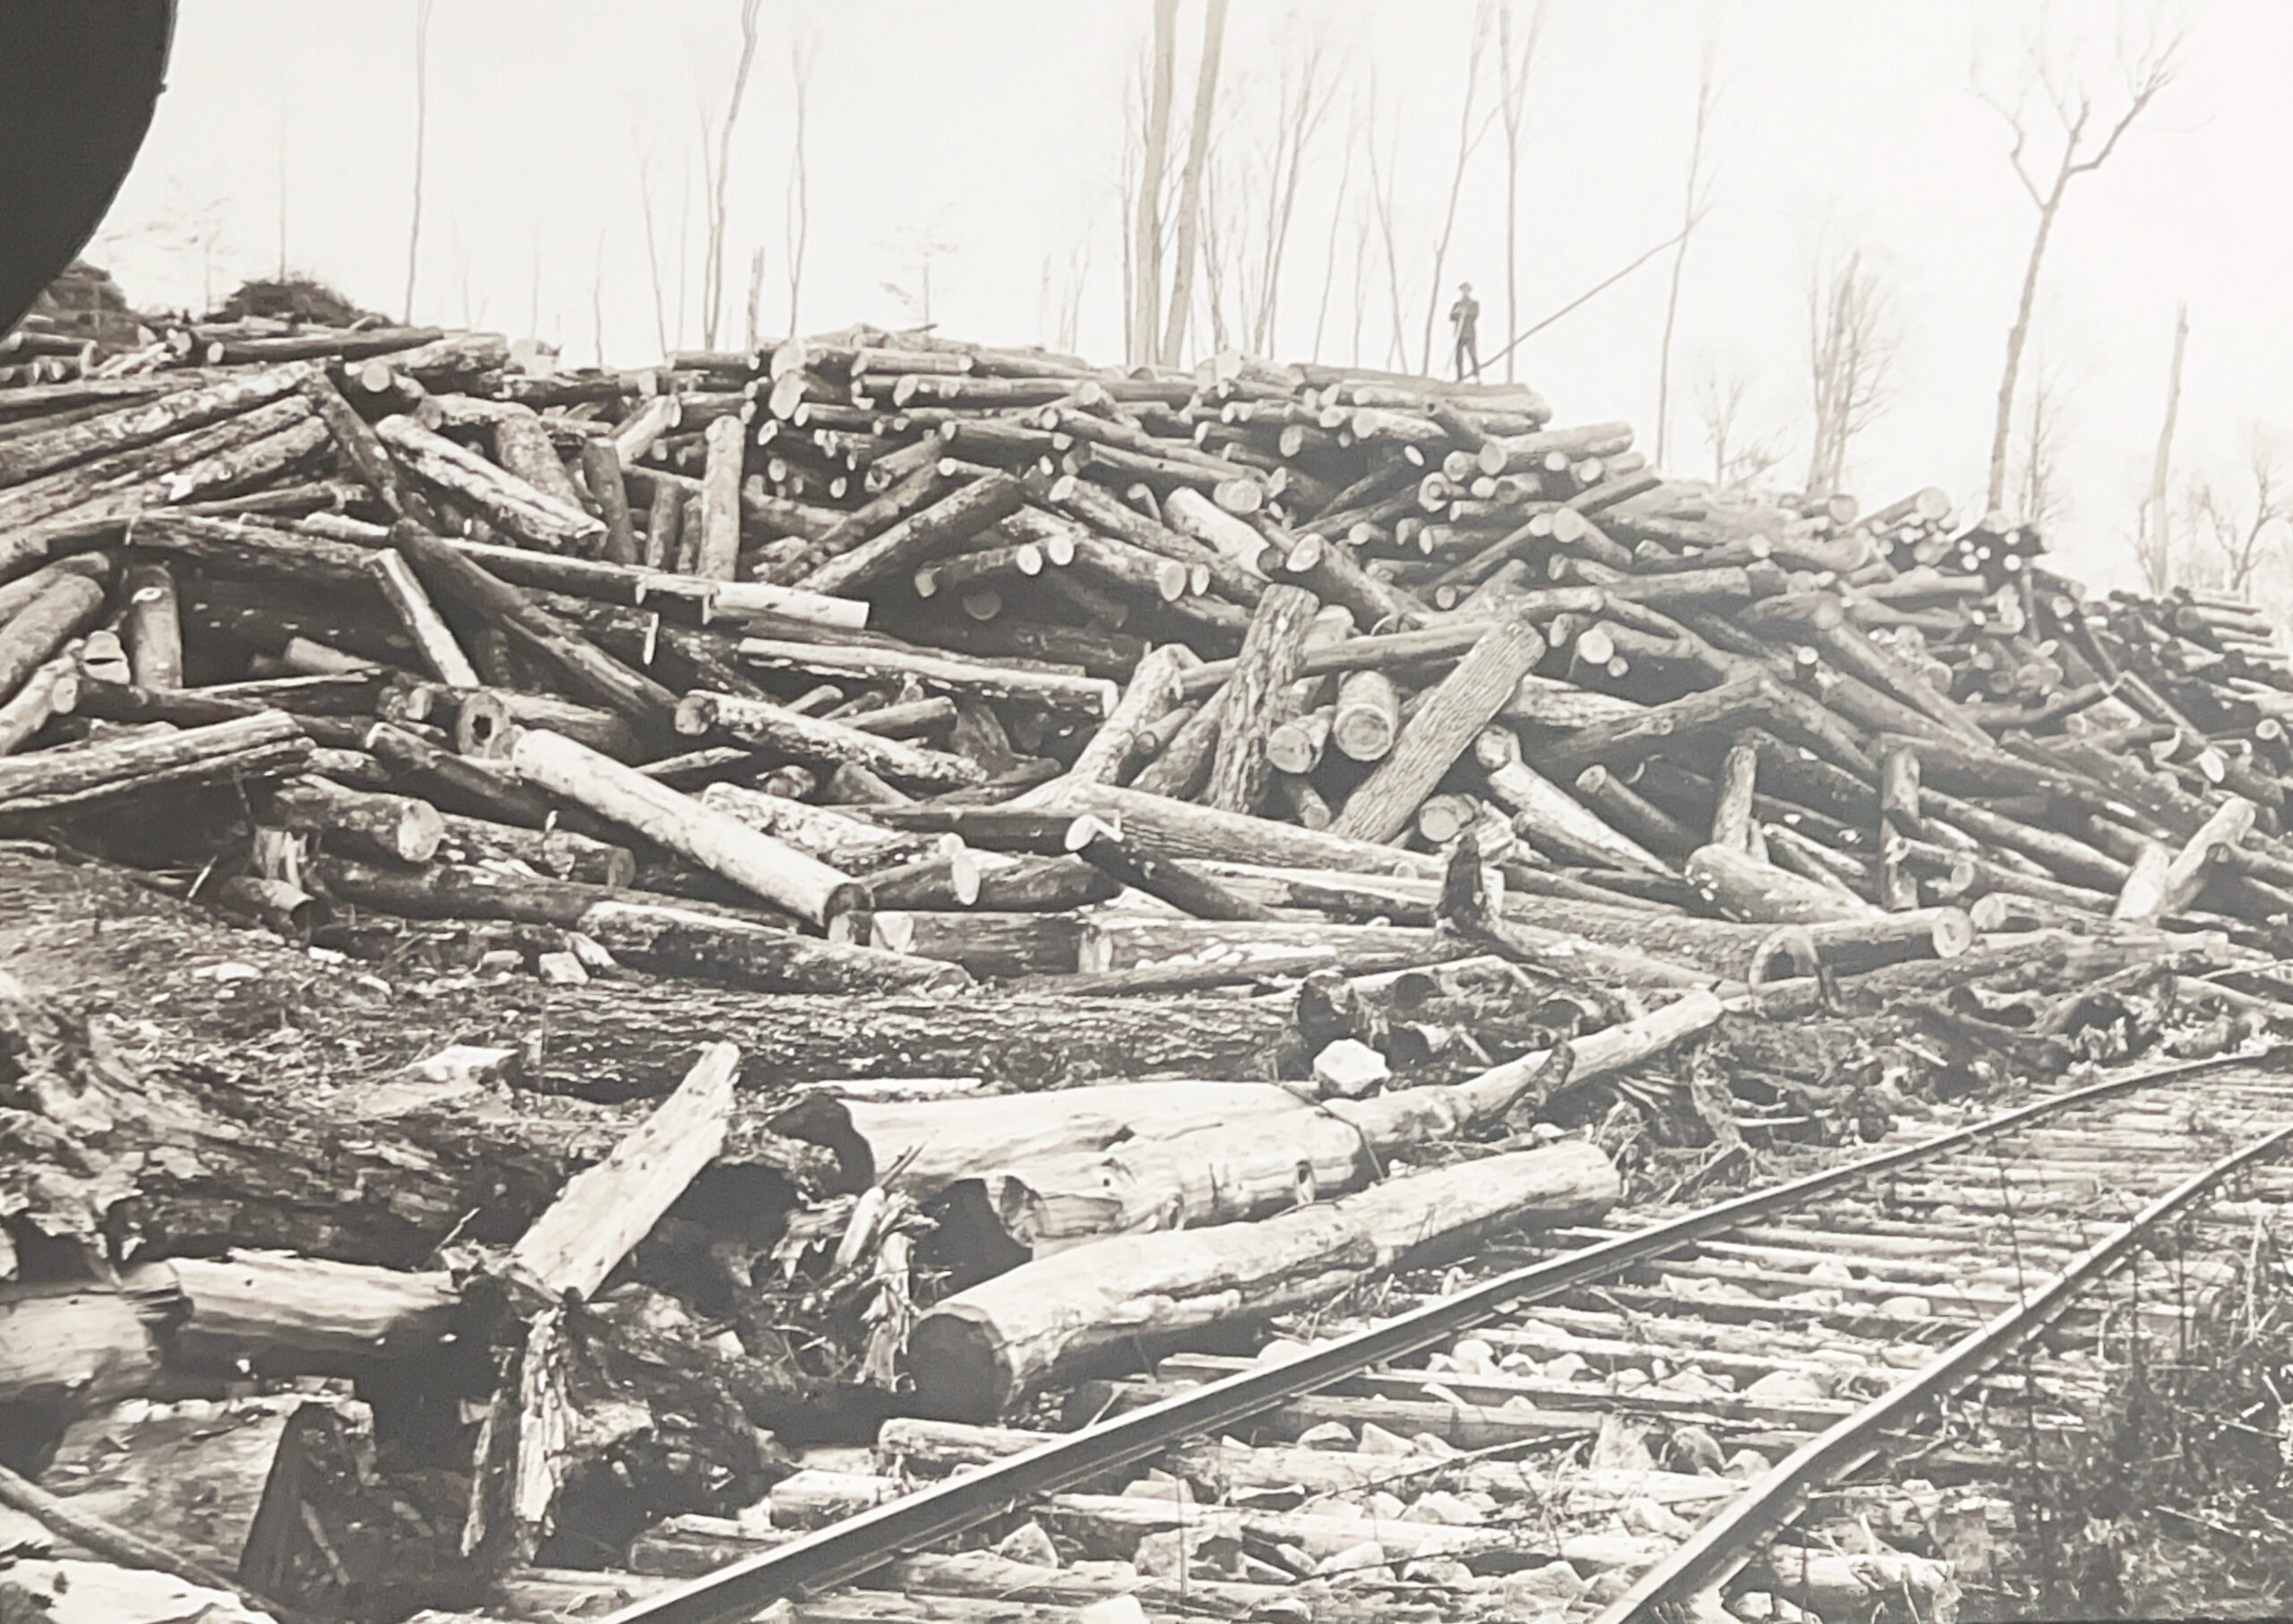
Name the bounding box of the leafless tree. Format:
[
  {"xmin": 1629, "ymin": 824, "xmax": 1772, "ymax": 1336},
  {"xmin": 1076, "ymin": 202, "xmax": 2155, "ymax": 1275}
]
[
  {"xmin": 1130, "ymin": 0, "xmax": 1179, "ymax": 365},
  {"xmin": 1310, "ymin": 90, "xmax": 1364, "ymax": 363},
  {"xmin": 2137, "ymin": 299, "xmax": 2189, "ymax": 586},
  {"xmin": 2182, "ymin": 438, "xmax": 2290, "ymax": 598},
  {"xmin": 635, "ymin": 152, "xmax": 672, "ymax": 357},
  {"xmin": 785, "ymin": 33, "xmax": 815, "ymax": 339},
  {"xmin": 1491, "ymin": 0, "xmax": 1547, "ymax": 384},
  {"xmin": 1976, "ymin": 14, "xmax": 2182, "ymax": 511},
  {"xmin": 1198, "ymin": 159, "xmax": 1235, "ymax": 354},
  {"xmin": 402, "ymin": 0, "xmax": 435, "ymax": 323},
  {"xmin": 879, "ymin": 217, "xmax": 959, "ymax": 329},
  {"xmin": 591, "ymin": 230, "xmax": 607, "ymax": 366},
  {"xmin": 2009, "ymin": 352, "xmax": 2071, "ymax": 533},
  {"xmin": 1654, "ymin": 39, "xmax": 1718, "ymax": 468},
  {"xmin": 1348, "ymin": 207, "xmax": 1372, "ymax": 368},
  {"xmin": 1802, "ymin": 241, "xmax": 1897, "ymax": 497},
  {"xmin": 1694, "ymin": 361, "xmax": 1785, "ymax": 494},
  {"xmin": 1362, "ymin": 88, "xmax": 1411, "ymax": 372},
  {"xmin": 745, "ymin": 245, "xmax": 766, "ymax": 350},
  {"xmin": 1160, "ymin": 0, "xmax": 1232, "ymax": 368},
  {"xmin": 700, "ymin": 0, "xmax": 763, "ymax": 349},
  {"xmin": 1420, "ymin": 1, "xmax": 1497, "ymax": 376},
  {"xmin": 1245, "ymin": 34, "xmax": 1338, "ymax": 355}
]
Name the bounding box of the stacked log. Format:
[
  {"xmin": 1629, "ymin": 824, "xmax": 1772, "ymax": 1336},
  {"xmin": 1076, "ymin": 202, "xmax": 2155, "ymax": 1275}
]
[{"xmin": 4, "ymin": 303, "xmax": 2290, "ymax": 1620}]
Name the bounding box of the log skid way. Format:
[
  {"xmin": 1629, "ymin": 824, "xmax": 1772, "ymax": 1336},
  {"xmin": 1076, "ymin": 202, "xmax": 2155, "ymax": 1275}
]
[{"xmin": 7, "ymin": 299, "xmax": 2293, "ymax": 1624}]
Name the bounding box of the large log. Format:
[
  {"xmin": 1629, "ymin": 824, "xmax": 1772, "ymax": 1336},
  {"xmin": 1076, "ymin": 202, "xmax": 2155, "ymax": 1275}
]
[
  {"xmin": 374, "ymin": 412, "xmax": 605, "ymax": 553},
  {"xmin": 1329, "ymin": 618, "xmax": 1548, "ymax": 842},
  {"xmin": 0, "ymin": 709, "xmax": 311, "ymax": 814},
  {"xmin": 578, "ymin": 899, "xmax": 971, "ymax": 994},
  {"xmin": 1204, "ymin": 581, "xmax": 1320, "ymax": 814},
  {"xmin": 798, "ymin": 471, "xmax": 1026, "ymax": 597},
  {"xmin": 0, "ymin": 364, "xmax": 312, "ymax": 485},
  {"xmin": 506, "ymin": 728, "xmax": 864, "ymax": 927},
  {"xmin": 907, "ymin": 1140, "xmax": 1619, "ymax": 1420},
  {"xmin": 674, "ymin": 689, "xmax": 985, "ymax": 792}
]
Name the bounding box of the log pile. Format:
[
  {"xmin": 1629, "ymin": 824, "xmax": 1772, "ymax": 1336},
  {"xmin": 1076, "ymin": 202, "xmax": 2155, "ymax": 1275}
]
[{"xmin": 2, "ymin": 304, "xmax": 2289, "ymax": 1620}]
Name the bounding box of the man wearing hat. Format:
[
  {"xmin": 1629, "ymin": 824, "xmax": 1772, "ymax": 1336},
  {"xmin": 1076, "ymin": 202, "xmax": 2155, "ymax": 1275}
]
[{"xmin": 1449, "ymin": 281, "xmax": 1481, "ymax": 382}]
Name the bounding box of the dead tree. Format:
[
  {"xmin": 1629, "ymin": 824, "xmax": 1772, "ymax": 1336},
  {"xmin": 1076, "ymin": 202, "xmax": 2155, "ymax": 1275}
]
[
  {"xmin": 1977, "ymin": 19, "xmax": 2182, "ymax": 511},
  {"xmin": 1130, "ymin": 0, "xmax": 1180, "ymax": 366},
  {"xmin": 2009, "ymin": 352, "xmax": 2070, "ymax": 534},
  {"xmin": 1802, "ymin": 242, "xmax": 1895, "ymax": 498},
  {"xmin": 1694, "ymin": 361, "xmax": 1783, "ymax": 494},
  {"xmin": 785, "ymin": 33, "xmax": 815, "ymax": 338},
  {"xmin": 1654, "ymin": 39, "xmax": 1717, "ymax": 467},
  {"xmin": 2186, "ymin": 440, "xmax": 2290, "ymax": 599},
  {"xmin": 1418, "ymin": 1, "xmax": 1495, "ymax": 377},
  {"xmin": 637, "ymin": 153, "xmax": 672, "ymax": 357},
  {"xmin": 1492, "ymin": 0, "xmax": 1548, "ymax": 385},
  {"xmin": 401, "ymin": 0, "xmax": 435, "ymax": 324},
  {"xmin": 700, "ymin": 0, "xmax": 763, "ymax": 350},
  {"xmin": 1160, "ymin": 0, "xmax": 1232, "ymax": 368},
  {"xmin": 1246, "ymin": 34, "xmax": 1338, "ymax": 356},
  {"xmin": 1310, "ymin": 90, "xmax": 1364, "ymax": 363},
  {"xmin": 2136, "ymin": 300, "xmax": 2189, "ymax": 592}
]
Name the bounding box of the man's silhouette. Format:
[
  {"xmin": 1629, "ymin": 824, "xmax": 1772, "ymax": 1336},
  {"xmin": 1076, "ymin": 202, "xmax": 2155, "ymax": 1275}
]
[{"xmin": 1449, "ymin": 282, "xmax": 1481, "ymax": 382}]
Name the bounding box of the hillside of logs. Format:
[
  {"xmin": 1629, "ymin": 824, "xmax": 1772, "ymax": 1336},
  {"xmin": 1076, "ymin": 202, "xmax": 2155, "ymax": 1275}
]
[{"xmin": 2, "ymin": 297, "xmax": 2290, "ymax": 1620}]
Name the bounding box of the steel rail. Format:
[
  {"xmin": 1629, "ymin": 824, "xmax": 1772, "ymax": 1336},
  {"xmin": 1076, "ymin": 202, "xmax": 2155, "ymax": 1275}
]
[
  {"xmin": 599, "ymin": 1045, "xmax": 2286, "ymax": 1624},
  {"xmin": 1593, "ymin": 1115, "xmax": 2293, "ymax": 1623}
]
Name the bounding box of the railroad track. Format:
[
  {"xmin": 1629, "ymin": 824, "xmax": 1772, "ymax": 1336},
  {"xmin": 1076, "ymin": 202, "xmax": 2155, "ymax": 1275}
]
[{"xmin": 553, "ymin": 1045, "xmax": 2293, "ymax": 1624}]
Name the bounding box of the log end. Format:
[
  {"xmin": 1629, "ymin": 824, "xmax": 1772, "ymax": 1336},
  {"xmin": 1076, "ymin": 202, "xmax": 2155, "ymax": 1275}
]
[{"xmin": 906, "ymin": 1302, "xmax": 1013, "ymax": 1425}]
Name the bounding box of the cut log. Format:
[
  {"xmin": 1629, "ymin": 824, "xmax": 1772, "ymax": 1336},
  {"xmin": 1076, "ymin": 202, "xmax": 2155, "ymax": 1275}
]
[
  {"xmin": 738, "ymin": 634, "xmax": 1118, "ymax": 717},
  {"xmin": 262, "ymin": 774, "xmax": 445, "ymax": 864},
  {"xmin": 697, "ymin": 414, "xmax": 746, "ymax": 580},
  {"xmin": 1069, "ymin": 818, "xmax": 1275, "ymax": 923},
  {"xmin": 375, "ymin": 412, "xmax": 605, "ymax": 552},
  {"xmin": 1878, "ymin": 742, "xmax": 1920, "ymax": 911},
  {"xmin": 368, "ymin": 547, "xmax": 481, "ymax": 686},
  {"xmin": 580, "ymin": 899, "xmax": 969, "ymax": 994},
  {"xmin": 1204, "ymin": 582, "xmax": 1321, "ymax": 814},
  {"xmin": 674, "ymin": 689, "xmax": 985, "ymax": 792},
  {"xmin": 507, "ymin": 727, "xmax": 864, "ymax": 926},
  {"xmin": 117, "ymin": 560, "xmax": 184, "ymax": 690},
  {"xmin": 1474, "ymin": 727, "xmax": 1667, "ymax": 874},
  {"xmin": 1331, "ymin": 668, "xmax": 1401, "ymax": 761},
  {"xmin": 0, "ymin": 568, "xmax": 105, "ymax": 704},
  {"xmin": 1685, "ymin": 842, "xmax": 1883, "ymax": 926},
  {"xmin": 506, "ymin": 1042, "xmax": 739, "ymax": 1302},
  {"xmin": 697, "ymin": 781, "xmax": 948, "ymax": 872},
  {"xmin": 907, "ymin": 1140, "xmax": 1620, "ymax": 1420},
  {"xmin": 798, "ymin": 472, "xmax": 1026, "ymax": 597},
  {"xmin": 392, "ymin": 522, "xmax": 678, "ymax": 734},
  {"xmin": 1330, "ymin": 618, "xmax": 1549, "ymax": 843},
  {"xmin": 0, "ymin": 710, "xmax": 311, "ymax": 815},
  {"xmin": 1042, "ymin": 781, "xmax": 1443, "ymax": 880}
]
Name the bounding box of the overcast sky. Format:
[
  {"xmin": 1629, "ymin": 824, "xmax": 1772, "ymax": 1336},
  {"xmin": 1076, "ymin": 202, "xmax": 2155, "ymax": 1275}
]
[{"xmin": 88, "ymin": 1, "xmax": 2293, "ymax": 601}]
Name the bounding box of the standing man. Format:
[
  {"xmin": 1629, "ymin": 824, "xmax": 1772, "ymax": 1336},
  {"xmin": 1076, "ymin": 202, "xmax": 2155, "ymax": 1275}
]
[{"xmin": 1448, "ymin": 282, "xmax": 1481, "ymax": 382}]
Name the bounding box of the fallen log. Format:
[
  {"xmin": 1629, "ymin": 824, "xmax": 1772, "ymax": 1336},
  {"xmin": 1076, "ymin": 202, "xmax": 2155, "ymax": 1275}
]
[{"xmin": 906, "ymin": 1139, "xmax": 1621, "ymax": 1420}]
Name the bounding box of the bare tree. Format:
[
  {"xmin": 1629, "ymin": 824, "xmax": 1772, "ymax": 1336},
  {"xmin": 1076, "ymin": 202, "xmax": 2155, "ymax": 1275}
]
[
  {"xmin": 1310, "ymin": 90, "xmax": 1364, "ymax": 363},
  {"xmin": 785, "ymin": 33, "xmax": 814, "ymax": 339},
  {"xmin": 2188, "ymin": 441, "xmax": 2293, "ymax": 597},
  {"xmin": 1362, "ymin": 87, "xmax": 1411, "ymax": 372},
  {"xmin": 1419, "ymin": 1, "xmax": 1496, "ymax": 376},
  {"xmin": 1802, "ymin": 241, "xmax": 1896, "ymax": 497},
  {"xmin": 1491, "ymin": 0, "xmax": 1547, "ymax": 384},
  {"xmin": 1654, "ymin": 39, "xmax": 1718, "ymax": 468},
  {"xmin": 745, "ymin": 245, "xmax": 766, "ymax": 350},
  {"xmin": 591, "ymin": 230, "xmax": 607, "ymax": 366},
  {"xmin": 1130, "ymin": 0, "xmax": 1179, "ymax": 365},
  {"xmin": 1976, "ymin": 17, "xmax": 2182, "ymax": 511},
  {"xmin": 2136, "ymin": 299, "xmax": 2189, "ymax": 587},
  {"xmin": 1349, "ymin": 206, "xmax": 1372, "ymax": 368},
  {"xmin": 2009, "ymin": 352, "xmax": 2071, "ymax": 533},
  {"xmin": 1245, "ymin": 34, "xmax": 1338, "ymax": 355},
  {"xmin": 1694, "ymin": 361, "xmax": 1785, "ymax": 493},
  {"xmin": 635, "ymin": 152, "xmax": 672, "ymax": 357},
  {"xmin": 700, "ymin": 0, "xmax": 763, "ymax": 348},
  {"xmin": 402, "ymin": 0, "xmax": 435, "ymax": 322},
  {"xmin": 1160, "ymin": 0, "xmax": 1232, "ymax": 368}
]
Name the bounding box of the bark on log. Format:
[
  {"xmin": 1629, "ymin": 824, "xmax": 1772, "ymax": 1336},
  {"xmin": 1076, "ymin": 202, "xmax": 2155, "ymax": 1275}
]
[
  {"xmin": 1330, "ymin": 619, "xmax": 1548, "ymax": 843},
  {"xmin": 507, "ymin": 728, "xmax": 864, "ymax": 926},
  {"xmin": 118, "ymin": 559, "xmax": 184, "ymax": 690},
  {"xmin": 674, "ymin": 690, "xmax": 984, "ymax": 792},
  {"xmin": 505, "ymin": 1043, "xmax": 738, "ymax": 1303},
  {"xmin": 1042, "ymin": 781, "xmax": 1443, "ymax": 880},
  {"xmin": 697, "ymin": 782, "xmax": 948, "ymax": 872},
  {"xmin": 368, "ymin": 547, "xmax": 481, "ymax": 687},
  {"xmin": 738, "ymin": 634, "xmax": 1117, "ymax": 717},
  {"xmin": 798, "ymin": 473, "xmax": 1026, "ymax": 598},
  {"xmin": 1475, "ymin": 728, "xmax": 1666, "ymax": 874},
  {"xmin": 578, "ymin": 900, "xmax": 970, "ymax": 994},
  {"xmin": 0, "ymin": 710, "xmax": 311, "ymax": 815},
  {"xmin": 1686, "ymin": 842, "xmax": 1883, "ymax": 926},
  {"xmin": 262, "ymin": 775, "xmax": 445, "ymax": 864},
  {"xmin": 0, "ymin": 570, "xmax": 105, "ymax": 704},
  {"xmin": 1204, "ymin": 582, "xmax": 1320, "ymax": 815},
  {"xmin": 907, "ymin": 1141, "xmax": 1620, "ymax": 1420},
  {"xmin": 374, "ymin": 413, "xmax": 605, "ymax": 553},
  {"xmin": 697, "ymin": 415, "xmax": 746, "ymax": 580},
  {"xmin": 1331, "ymin": 668, "xmax": 1401, "ymax": 761}
]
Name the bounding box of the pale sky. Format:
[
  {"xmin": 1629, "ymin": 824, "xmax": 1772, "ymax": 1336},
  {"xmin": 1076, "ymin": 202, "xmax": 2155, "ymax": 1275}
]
[{"xmin": 89, "ymin": 1, "xmax": 2293, "ymax": 604}]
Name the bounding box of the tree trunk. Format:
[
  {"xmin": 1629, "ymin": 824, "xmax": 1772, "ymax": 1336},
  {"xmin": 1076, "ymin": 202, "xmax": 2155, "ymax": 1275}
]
[
  {"xmin": 1156, "ymin": 0, "xmax": 1231, "ymax": 370},
  {"xmin": 908, "ymin": 1140, "xmax": 1619, "ymax": 1421},
  {"xmin": 1330, "ymin": 618, "xmax": 1546, "ymax": 842}
]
